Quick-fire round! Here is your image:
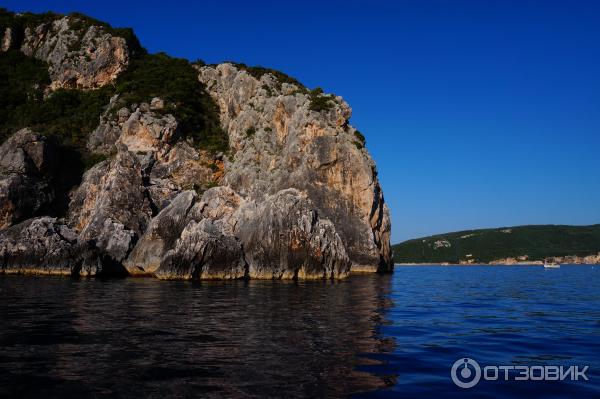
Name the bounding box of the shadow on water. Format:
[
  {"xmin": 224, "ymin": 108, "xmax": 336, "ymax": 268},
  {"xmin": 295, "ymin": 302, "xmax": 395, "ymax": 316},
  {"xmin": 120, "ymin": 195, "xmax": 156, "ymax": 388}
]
[{"xmin": 0, "ymin": 273, "xmax": 396, "ymax": 398}]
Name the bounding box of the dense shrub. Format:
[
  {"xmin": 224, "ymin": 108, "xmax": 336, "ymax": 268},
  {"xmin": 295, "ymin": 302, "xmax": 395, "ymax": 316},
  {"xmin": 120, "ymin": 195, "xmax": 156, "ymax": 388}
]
[
  {"xmin": 0, "ymin": 45, "xmax": 227, "ymax": 155},
  {"xmin": 0, "ymin": 50, "xmax": 113, "ymax": 150},
  {"xmin": 115, "ymin": 53, "xmax": 227, "ymax": 152},
  {"xmin": 308, "ymin": 87, "xmax": 335, "ymax": 112},
  {"xmin": 0, "ymin": 50, "xmax": 50, "ymax": 141},
  {"xmin": 354, "ymin": 129, "xmax": 366, "ymax": 144},
  {"xmin": 35, "ymin": 88, "xmax": 113, "ymax": 147}
]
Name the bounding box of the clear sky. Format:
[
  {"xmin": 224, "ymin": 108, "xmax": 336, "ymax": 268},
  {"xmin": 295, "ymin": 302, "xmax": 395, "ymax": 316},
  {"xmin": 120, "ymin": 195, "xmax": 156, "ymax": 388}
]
[{"xmin": 5, "ymin": 0, "xmax": 600, "ymax": 243}]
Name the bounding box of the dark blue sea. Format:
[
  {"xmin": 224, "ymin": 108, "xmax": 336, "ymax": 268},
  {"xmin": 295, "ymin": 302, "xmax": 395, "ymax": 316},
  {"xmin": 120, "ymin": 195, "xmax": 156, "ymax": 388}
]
[{"xmin": 1, "ymin": 265, "xmax": 599, "ymax": 398}]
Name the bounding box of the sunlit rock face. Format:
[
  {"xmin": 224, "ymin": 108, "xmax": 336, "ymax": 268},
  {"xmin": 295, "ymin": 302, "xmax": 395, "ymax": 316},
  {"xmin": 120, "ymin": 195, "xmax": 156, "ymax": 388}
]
[
  {"xmin": 197, "ymin": 63, "xmax": 392, "ymax": 272},
  {"xmin": 20, "ymin": 16, "xmax": 130, "ymax": 90}
]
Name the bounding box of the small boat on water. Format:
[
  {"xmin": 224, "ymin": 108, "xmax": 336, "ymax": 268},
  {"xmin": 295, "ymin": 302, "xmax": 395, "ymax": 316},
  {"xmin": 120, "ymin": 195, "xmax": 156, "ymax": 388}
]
[{"xmin": 544, "ymin": 260, "xmax": 560, "ymax": 269}]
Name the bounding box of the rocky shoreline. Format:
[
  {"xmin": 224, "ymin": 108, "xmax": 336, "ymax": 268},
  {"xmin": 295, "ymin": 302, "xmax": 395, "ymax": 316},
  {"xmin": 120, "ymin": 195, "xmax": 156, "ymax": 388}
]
[{"xmin": 0, "ymin": 12, "xmax": 392, "ymax": 280}]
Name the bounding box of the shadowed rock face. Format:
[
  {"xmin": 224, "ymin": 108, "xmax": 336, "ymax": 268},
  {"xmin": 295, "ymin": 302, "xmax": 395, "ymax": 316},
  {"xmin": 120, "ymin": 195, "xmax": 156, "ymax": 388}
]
[
  {"xmin": 124, "ymin": 190, "xmax": 199, "ymax": 276},
  {"xmin": 0, "ymin": 129, "xmax": 56, "ymax": 229},
  {"xmin": 67, "ymin": 148, "xmax": 152, "ymax": 269},
  {"xmin": 122, "ymin": 187, "xmax": 350, "ymax": 280},
  {"xmin": 232, "ymin": 189, "xmax": 350, "ymax": 279},
  {"xmin": 0, "ymin": 217, "xmax": 80, "ymax": 275},
  {"xmin": 197, "ymin": 64, "xmax": 392, "ymax": 272},
  {"xmin": 156, "ymin": 218, "xmax": 247, "ymax": 280},
  {"xmin": 68, "ymin": 148, "xmax": 152, "ymax": 240},
  {"xmin": 19, "ymin": 16, "xmax": 130, "ymax": 90}
]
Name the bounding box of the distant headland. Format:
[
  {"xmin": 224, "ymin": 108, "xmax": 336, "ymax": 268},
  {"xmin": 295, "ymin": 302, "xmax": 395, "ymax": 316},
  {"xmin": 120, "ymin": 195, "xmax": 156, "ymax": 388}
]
[{"xmin": 393, "ymin": 224, "xmax": 600, "ymax": 265}]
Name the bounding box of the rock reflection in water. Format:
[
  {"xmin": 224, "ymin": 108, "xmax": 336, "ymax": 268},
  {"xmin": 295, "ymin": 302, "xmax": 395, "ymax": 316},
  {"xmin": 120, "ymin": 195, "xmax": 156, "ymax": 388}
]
[{"xmin": 0, "ymin": 273, "xmax": 395, "ymax": 398}]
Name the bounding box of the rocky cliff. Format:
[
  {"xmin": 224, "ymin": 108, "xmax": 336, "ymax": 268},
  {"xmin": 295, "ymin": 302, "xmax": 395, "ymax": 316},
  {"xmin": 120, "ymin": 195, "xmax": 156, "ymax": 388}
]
[
  {"xmin": 0, "ymin": 10, "xmax": 392, "ymax": 280},
  {"xmin": 197, "ymin": 63, "xmax": 392, "ymax": 272}
]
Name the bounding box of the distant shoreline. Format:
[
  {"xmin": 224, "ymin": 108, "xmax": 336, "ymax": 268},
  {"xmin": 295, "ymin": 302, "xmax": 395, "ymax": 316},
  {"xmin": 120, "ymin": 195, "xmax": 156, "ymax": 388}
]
[
  {"xmin": 394, "ymin": 263, "xmax": 596, "ymax": 266},
  {"xmin": 392, "ymin": 225, "xmax": 600, "ymax": 267}
]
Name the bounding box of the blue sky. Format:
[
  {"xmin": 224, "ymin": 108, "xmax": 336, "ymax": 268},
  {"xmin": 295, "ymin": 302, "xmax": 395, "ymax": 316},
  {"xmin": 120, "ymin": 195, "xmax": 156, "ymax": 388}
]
[{"xmin": 5, "ymin": 0, "xmax": 600, "ymax": 243}]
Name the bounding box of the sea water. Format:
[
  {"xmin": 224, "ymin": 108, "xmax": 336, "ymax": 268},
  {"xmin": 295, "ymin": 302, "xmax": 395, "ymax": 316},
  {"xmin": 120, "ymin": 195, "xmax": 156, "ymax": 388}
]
[{"xmin": 0, "ymin": 265, "xmax": 598, "ymax": 398}]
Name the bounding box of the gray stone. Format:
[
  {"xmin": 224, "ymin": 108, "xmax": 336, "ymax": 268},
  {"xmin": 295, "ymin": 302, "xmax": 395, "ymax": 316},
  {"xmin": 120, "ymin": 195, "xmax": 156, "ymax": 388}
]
[
  {"xmin": 1, "ymin": 27, "xmax": 14, "ymax": 52},
  {"xmin": 68, "ymin": 148, "xmax": 152, "ymax": 266},
  {"xmin": 150, "ymin": 97, "xmax": 165, "ymax": 110},
  {"xmin": 94, "ymin": 218, "xmax": 137, "ymax": 263},
  {"xmin": 0, "ymin": 217, "xmax": 82, "ymax": 276},
  {"xmin": 0, "ymin": 19, "xmax": 394, "ymax": 280},
  {"xmin": 0, "ymin": 129, "xmax": 56, "ymax": 229},
  {"xmin": 20, "ymin": 16, "xmax": 130, "ymax": 90},
  {"xmin": 199, "ymin": 186, "xmax": 244, "ymax": 235},
  {"xmin": 124, "ymin": 190, "xmax": 199, "ymax": 276},
  {"xmin": 198, "ymin": 63, "xmax": 392, "ymax": 272},
  {"xmin": 232, "ymin": 189, "xmax": 350, "ymax": 279},
  {"xmin": 87, "ymin": 104, "xmax": 215, "ymax": 204},
  {"xmin": 156, "ymin": 219, "xmax": 246, "ymax": 280}
]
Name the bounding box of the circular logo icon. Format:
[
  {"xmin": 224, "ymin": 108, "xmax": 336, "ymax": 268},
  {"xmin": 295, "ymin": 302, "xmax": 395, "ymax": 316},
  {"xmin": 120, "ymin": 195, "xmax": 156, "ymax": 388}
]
[{"xmin": 451, "ymin": 357, "xmax": 481, "ymax": 388}]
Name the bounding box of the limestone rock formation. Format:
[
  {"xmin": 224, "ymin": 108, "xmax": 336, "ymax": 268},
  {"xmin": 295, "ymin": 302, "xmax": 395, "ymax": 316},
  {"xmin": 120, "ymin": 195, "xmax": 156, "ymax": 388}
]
[
  {"xmin": 0, "ymin": 217, "xmax": 81, "ymax": 275},
  {"xmin": 88, "ymin": 99, "xmax": 216, "ymax": 209},
  {"xmin": 1, "ymin": 27, "xmax": 14, "ymax": 51},
  {"xmin": 232, "ymin": 189, "xmax": 350, "ymax": 279},
  {"xmin": 123, "ymin": 186, "xmax": 351, "ymax": 280},
  {"xmin": 68, "ymin": 147, "xmax": 152, "ymax": 239},
  {"xmin": 198, "ymin": 186, "xmax": 243, "ymax": 235},
  {"xmin": 66, "ymin": 147, "xmax": 151, "ymax": 270},
  {"xmin": 197, "ymin": 63, "xmax": 392, "ymax": 272},
  {"xmin": 0, "ymin": 129, "xmax": 56, "ymax": 229},
  {"xmin": 20, "ymin": 15, "xmax": 130, "ymax": 90},
  {"xmin": 156, "ymin": 218, "xmax": 246, "ymax": 280},
  {"xmin": 0, "ymin": 11, "xmax": 393, "ymax": 280},
  {"xmin": 124, "ymin": 190, "xmax": 199, "ymax": 276},
  {"xmin": 546, "ymin": 254, "xmax": 600, "ymax": 265}
]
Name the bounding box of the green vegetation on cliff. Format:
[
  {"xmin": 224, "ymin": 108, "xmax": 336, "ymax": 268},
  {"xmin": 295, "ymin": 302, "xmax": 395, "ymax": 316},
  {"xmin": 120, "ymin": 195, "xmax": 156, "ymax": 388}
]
[
  {"xmin": 393, "ymin": 224, "xmax": 600, "ymax": 263},
  {"xmin": 114, "ymin": 53, "xmax": 227, "ymax": 152},
  {"xmin": 0, "ymin": 7, "xmax": 230, "ymax": 218},
  {"xmin": 0, "ymin": 8, "xmax": 227, "ymax": 153},
  {"xmin": 0, "ymin": 49, "xmax": 113, "ymax": 151}
]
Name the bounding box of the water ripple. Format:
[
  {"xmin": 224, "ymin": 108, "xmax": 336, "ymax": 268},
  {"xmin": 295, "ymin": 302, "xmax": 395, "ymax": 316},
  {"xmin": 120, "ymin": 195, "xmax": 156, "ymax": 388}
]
[{"xmin": 1, "ymin": 265, "xmax": 599, "ymax": 398}]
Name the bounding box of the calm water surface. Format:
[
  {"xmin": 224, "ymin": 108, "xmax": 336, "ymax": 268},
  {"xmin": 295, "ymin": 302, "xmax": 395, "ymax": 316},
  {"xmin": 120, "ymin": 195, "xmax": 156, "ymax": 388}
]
[{"xmin": 1, "ymin": 265, "xmax": 599, "ymax": 398}]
